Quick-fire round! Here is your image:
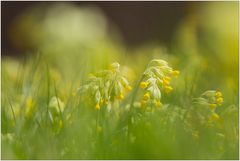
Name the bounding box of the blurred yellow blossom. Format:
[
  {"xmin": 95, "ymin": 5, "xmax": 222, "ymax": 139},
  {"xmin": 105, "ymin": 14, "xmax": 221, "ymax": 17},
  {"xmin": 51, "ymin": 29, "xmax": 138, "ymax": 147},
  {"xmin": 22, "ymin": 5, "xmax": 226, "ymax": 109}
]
[{"xmin": 140, "ymin": 81, "xmax": 149, "ymax": 89}]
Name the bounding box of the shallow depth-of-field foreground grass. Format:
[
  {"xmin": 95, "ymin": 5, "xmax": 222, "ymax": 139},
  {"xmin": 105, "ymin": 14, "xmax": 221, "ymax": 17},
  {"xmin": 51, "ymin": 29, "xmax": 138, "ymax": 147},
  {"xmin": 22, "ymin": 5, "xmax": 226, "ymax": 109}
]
[{"xmin": 1, "ymin": 2, "xmax": 239, "ymax": 160}]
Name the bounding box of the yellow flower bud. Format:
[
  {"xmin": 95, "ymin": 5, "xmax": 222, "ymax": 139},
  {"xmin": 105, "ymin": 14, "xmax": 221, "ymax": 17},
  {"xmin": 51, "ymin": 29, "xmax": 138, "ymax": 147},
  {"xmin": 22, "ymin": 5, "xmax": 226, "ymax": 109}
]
[
  {"xmin": 117, "ymin": 93, "xmax": 124, "ymax": 100},
  {"xmin": 171, "ymin": 70, "xmax": 180, "ymax": 77},
  {"xmin": 216, "ymin": 97, "xmax": 223, "ymax": 105},
  {"xmin": 25, "ymin": 97, "xmax": 36, "ymax": 118},
  {"xmin": 163, "ymin": 78, "xmax": 170, "ymax": 86},
  {"xmin": 26, "ymin": 97, "xmax": 35, "ymax": 109},
  {"xmin": 125, "ymin": 85, "xmax": 132, "ymax": 91},
  {"xmin": 140, "ymin": 81, "xmax": 149, "ymax": 89},
  {"xmin": 164, "ymin": 76, "xmax": 171, "ymax": 82},
  {"xmin": 143, "ymin": 92, "xmax": 150, "ymax": 101},
  {"xmin": 164, "ymin": 86, "xmax": 173, "ymax": 94},
  {"xmin": 209, "ymin": 104, "xmax": 217, "ymax": 110},
  {"xmin": 211, "ymin": 113, "xmax": 220, "ymax": 121},
  {"xmin": 155, "ymin": 100, "xmax": 162, "ymax": 107},
  {"xmin": 215, "ymin": 91, "xmax": 223, "ymax": 98},
  {"xmin": 95, "ymin": 103, "xmax": 100, "ymax": 110}
]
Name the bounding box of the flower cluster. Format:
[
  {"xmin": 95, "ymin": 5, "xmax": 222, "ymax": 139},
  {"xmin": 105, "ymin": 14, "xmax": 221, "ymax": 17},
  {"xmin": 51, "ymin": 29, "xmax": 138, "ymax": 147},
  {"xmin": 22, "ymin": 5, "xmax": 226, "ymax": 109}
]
[
  {"xmin": 193, "ymin": 90, "xmax": 224, "ymax": 121},
  {"xmin": 139, "ymin": 59, "xmax": 180, "ymax": 107},
  {"xmin": 78, "ymin": 62, "xmax": 132, "ymax": 110}
]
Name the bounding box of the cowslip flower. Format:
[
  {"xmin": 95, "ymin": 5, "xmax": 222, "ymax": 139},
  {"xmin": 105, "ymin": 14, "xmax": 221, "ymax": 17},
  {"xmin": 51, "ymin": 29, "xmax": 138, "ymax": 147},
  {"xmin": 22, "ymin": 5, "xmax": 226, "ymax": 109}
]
[
  {"xmin": 139, "ymin": 59, "xmax": 180, "ymax": 107},
  {"xmin": 193, "ymin": 90, "xmax": 224, "ymax": 122},
  {"xmin": 200, "ymin": 90, "xmax": 224, "ymax": 109},
  {"xmin": 78, "ymin": 62, "xmax": 131, "ymax": 110}
]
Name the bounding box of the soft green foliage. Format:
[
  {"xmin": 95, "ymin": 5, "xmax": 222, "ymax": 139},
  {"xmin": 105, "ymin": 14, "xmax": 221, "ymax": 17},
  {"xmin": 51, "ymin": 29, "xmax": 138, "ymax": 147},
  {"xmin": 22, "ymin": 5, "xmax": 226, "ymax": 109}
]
[
  {"xmin": 1, "ymin": 2, "xmax": 239, "ymax": 160},
  {"xmin": 1, "ymin": 55, "xmax": 238, "ymax": 159}
]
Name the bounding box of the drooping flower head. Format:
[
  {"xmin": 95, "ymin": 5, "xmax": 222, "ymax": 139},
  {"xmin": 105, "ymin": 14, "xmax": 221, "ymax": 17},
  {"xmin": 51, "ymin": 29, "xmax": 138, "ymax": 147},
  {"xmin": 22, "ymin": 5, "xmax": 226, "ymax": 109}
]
[
  {"xmin": 140, "ymin": 59, "xmax": 180, "ymax": 108},
  {"xmin": 193, "ymin": 90, "xmax": 224, "ymax": 122},
  {"xmin": 78, "ymin": 62, "xmax": 132, "ymax": 110}
]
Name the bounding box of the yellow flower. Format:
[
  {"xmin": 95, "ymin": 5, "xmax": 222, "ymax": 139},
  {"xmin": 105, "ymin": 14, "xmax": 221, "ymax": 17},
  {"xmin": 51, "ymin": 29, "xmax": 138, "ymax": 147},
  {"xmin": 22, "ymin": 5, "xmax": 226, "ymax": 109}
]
[
  {"xmin": 209, "ymin": 103, "xmax": 217, "ymax": 110},
  {"xmin": 155, "ymin": 100, "xmax": 162, "ymax": 107},
  {"xmin": 211, "ymin": 113, "xmax": 220, "ymax": 121},
  {"xmin": 143, "ymin": 92, "xmax": 150, "ymax": 101},
  {"xmin": 164, "ymin": 76, "xmax": 171, "ymax": 82},
  {"xmin": 95, "ymin": 103, "xmax": 100, "ymax": 110},
  {"xmin": 216, "ymin": 97, "xmax": 223, "ymax": 105},
  {"xmin": 25, "ymin": 97, "xmax": 36, "ymax": 117},
  {"xmin": 171, "ymin": 70, "xmax": 180, "ymax": 77},
  {"xmin": 140, "ymin": 81, "xmax": 149, "ymax": 89},
  {"xmin": 215, "ymin": 91, "xmax": 223, "ymax": 98},
  {"xmin": 164, "ymin": 86, "xmax": 173, "ymax": 94},
  {"xmin": 163, "ymin": 77, "xmax": 170, "ymax": 86},
  {"xmin": 125, "ymin": 85, "xmax": 132, "ymax": 91},
  {"xmin": 117, "ymin": 93, "xmax": 124, "ymax": 100},
  {"xmin": 26, "ymin": 97, "xmax": 35, "ymax": 109}
]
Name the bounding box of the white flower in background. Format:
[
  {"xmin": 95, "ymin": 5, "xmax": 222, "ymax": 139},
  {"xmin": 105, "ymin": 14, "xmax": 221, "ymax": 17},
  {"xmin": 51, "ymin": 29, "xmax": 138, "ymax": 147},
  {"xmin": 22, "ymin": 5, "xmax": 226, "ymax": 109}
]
[{"xmin": 49, "ymin": 96, "xmax": 65, "ymax": 113}]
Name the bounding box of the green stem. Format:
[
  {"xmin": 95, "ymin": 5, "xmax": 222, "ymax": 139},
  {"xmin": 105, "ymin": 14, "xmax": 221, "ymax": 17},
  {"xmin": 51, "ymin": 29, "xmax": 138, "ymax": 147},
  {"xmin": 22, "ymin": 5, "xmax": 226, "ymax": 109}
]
[
  {"xmin": 53, "ymin": 80, "xmax": 64, "ymax": 121},
  {"xmin": 8, "ymin": 99, "xmax": 16, "ymax": 125},
  {"xmin": 130, "ymin": 75, "xmax": 145, "ymax": 108},
  {"xmin": 96, "ymin": 109, "xmax": 100, "ymax": 135}
]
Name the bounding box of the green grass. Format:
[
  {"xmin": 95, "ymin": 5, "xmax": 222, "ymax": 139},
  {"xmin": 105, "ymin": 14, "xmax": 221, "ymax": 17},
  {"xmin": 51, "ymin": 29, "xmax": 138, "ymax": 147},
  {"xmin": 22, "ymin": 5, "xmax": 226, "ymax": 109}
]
[{"xmin": 1, "ymin": 49, "xmax": 238, "ymax": 159}]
